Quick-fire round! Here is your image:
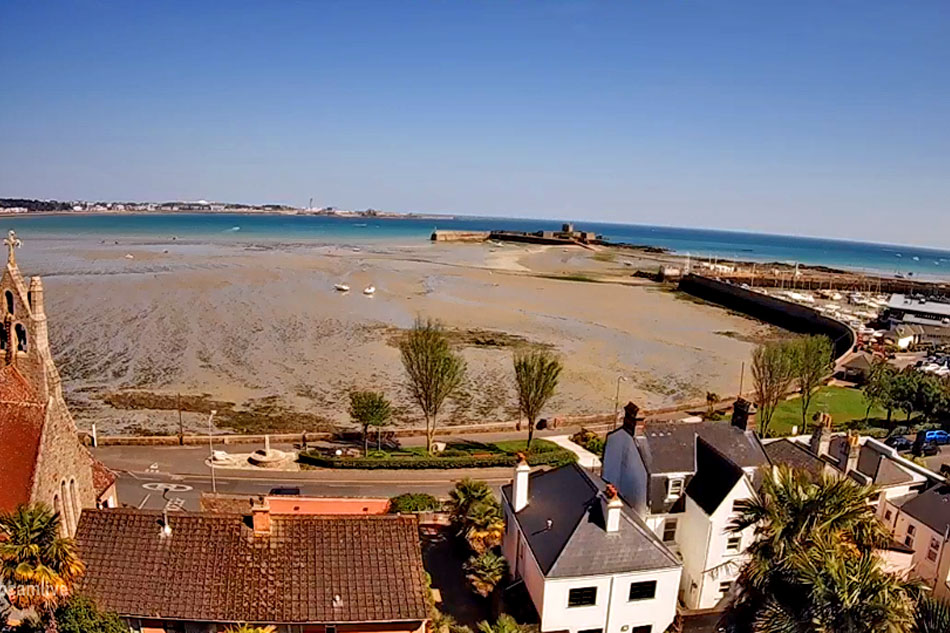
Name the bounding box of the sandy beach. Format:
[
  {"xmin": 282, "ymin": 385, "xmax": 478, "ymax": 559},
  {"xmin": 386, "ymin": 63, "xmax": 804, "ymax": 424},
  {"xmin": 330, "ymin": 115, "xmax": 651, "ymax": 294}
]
[{"xmin": 19, "ymin": 237, "xmax": 777, "ymax": 434}]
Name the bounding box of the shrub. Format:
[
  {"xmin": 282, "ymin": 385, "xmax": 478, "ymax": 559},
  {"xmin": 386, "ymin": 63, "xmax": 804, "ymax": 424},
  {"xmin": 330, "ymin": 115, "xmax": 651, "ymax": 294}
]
[
  {"xmin": 389, "ymin": 493, "xmax": 441, "ymax": 513},
  {"xmin": 570, "ymin": 429, "xmax": 605, "ymax": 456},
  {"xmin": 298, "ymin": 447, "xmax": 576, "ymax": 470}
]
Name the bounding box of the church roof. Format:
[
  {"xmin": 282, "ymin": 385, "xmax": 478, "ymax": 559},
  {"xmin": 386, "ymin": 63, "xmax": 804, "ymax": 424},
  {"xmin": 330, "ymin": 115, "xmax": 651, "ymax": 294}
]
[{"xmin": 0, "ymin": 365, "xmax": 46, "ymax": 513}]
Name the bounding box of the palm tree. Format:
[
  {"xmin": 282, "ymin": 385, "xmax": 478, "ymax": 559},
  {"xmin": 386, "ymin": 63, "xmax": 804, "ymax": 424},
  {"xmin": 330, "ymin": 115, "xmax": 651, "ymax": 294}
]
[
  {"xmin": 513, "ymin": 350, "xmax": 562, "ymax": 450},
  {"xmin": 0, "ymin": 504, "xmax": 85, "ymax": 631},
  {"xmin": 476, "ymin": 614, "xmax": 531, "ymax": 633},
  {"xmin": 464, "ymin": 501, "xmax": 505, "ymax": 554},
  {"xmin": 448, "ymin": 479, "xmax": 495, "ymax": 526},
  {"xmin": 464, "ymin": 550, "xmax": 508, "ymax": 598},
  {"xmin": 224, "ymin": 626, "xmax": 277, "ymax": 633},
  {"xmin": 725, "ymin": 467, "xmax": 911, "ymax": 633},
  {"xmin": 914, "ymin": 596, "xmax": 950, "ymax": 633}
]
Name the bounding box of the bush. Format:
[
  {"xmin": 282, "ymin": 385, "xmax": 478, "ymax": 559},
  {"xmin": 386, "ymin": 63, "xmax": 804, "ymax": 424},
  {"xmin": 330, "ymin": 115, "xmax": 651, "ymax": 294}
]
[
  {"xmin": 299, "ymin": 447, "xmax": 577, "ymax": 470},
  {"xmin": 389, "ymin": 493, "xmax": 442, "ymax": 513},
  {"xmin": 570, "ymin": 429, "xmax": 605, "ymax": 456}
]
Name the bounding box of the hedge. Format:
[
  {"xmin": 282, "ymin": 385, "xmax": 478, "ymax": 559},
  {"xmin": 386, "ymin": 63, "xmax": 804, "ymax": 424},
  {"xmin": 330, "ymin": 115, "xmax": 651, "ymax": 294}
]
[
  {"xmin": 298, "ymin": 447, "xmax": 577, "ymax": 470},
  {"xmin": 389, "ymin": 493, "xmax": 442, "ymax": 513}
]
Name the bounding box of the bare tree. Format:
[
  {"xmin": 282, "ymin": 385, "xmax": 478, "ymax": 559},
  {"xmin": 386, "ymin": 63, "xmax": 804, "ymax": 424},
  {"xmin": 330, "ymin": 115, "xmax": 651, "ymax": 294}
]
[
  {"xmin": 751, "ymin": 340, "xmax": 797, "ymax": 436},
  {"xmin": 792, "ymin": 335, "xmax": 834, "ymax": 430},
  {"xmin": 513, "ymin": 349, "xmax": 563, "ymax": 451},
  {"xmin": 399, "ymin": 318, "xmax": 466, "ymax": 453}
]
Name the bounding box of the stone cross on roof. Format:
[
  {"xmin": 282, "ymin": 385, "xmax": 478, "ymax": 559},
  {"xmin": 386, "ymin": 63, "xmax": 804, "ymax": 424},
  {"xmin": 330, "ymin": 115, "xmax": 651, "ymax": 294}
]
[{"xmin": 3, "ymin": 231, "xmax": 21, "ymax": 266}]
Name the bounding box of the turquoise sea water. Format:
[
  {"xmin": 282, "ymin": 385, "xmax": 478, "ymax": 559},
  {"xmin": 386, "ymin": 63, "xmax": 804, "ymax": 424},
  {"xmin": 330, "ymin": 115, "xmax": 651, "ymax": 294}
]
[{"xmin": 3, "ymin": 213, "xmax": 949, "ymax": 280}]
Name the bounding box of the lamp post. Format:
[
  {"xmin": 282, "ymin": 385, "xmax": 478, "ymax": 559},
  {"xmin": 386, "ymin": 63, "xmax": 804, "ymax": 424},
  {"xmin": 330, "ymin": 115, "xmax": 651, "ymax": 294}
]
[
  {"xmin": 613, "ymin": 376, "xmax": 628, "ymax": 429},
  {"xmin": 207, "ymin": 409, "xmax": 218, "ymax": 493}
]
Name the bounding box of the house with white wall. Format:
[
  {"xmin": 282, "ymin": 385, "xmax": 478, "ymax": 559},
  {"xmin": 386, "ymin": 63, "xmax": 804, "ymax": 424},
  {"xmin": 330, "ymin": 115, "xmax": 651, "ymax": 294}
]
[
  {"xmin": 601, "ymin": 400, "xmax": 767, "ymax": 610},
  {"xmin": 501, "ymin": 458, "xmax": 682, "ymax": 633}
]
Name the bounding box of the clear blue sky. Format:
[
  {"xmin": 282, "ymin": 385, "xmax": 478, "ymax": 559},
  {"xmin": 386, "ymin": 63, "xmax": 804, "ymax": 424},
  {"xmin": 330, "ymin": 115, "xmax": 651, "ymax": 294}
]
[{"xmin": 1, "ymin": 1, "xmax": 948, "ymax": 246}]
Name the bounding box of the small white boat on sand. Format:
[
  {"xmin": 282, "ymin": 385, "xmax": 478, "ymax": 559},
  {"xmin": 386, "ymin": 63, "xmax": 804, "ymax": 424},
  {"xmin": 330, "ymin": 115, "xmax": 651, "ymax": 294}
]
[
  {"xmin": 334, "ymin": 284, "xmax": 350, "ymax": 292},
  {"xmin": 363, "ymin": 286, "xmax": 376, "ymax": 295}
]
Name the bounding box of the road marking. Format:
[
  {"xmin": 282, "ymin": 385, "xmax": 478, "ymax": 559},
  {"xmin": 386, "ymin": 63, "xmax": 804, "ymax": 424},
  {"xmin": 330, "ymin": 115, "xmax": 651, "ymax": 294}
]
[
  {"xmin": 138, "ymin": 494, "xmax": 151, "ymax": 509},
  {"xmin": 165, "ymin": 497, "xmax": 186, "ymax": 512},
  {"xmin": 142, "ymin": 483, "xmax": 194, "ymax": 492}
]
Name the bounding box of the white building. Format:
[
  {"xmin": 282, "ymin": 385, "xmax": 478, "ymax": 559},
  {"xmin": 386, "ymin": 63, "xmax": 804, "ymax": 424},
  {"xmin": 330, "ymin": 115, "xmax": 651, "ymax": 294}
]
[
  {"xmin": 501, "ymin": 459, "xmax": 682, "ymax": 633},
  {"xmin": 602, "ymin": 401, "xmax": 767, "ymax": 610},
  {"xmin": 887, "ymin": 294, "xmax": 950, "ymax": 329}
]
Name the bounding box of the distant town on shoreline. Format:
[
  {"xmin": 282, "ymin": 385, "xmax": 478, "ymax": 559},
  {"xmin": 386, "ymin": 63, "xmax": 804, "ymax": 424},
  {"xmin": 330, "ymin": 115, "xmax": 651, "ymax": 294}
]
[{"xmin": 0, "ymin": 196, "xmax": 449, "ymax": 219}]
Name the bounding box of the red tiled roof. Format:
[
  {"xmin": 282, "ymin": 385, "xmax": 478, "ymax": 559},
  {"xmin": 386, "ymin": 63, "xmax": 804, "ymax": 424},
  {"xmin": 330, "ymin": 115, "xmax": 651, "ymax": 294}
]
[
  {"xmin": 91, "ymin": 458, "xmax": 116, "ymax": 497},
  {"xmin": 76, "ymin": 509, "xmax": 430, "ymax": 625},
  {"xmin": 0, "ymin": 365, "xmax": 45, "ymax": 514}
]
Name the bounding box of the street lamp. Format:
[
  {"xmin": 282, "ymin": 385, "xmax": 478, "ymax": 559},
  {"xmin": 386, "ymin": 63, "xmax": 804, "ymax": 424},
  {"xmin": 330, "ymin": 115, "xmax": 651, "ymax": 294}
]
[
  {"xmin": 613, "ymin": 376, "xmax": 628, "ymax": 429},
  {"xmin": 207, "ymin": 409, "xmax": 218, "ymax": 493}
]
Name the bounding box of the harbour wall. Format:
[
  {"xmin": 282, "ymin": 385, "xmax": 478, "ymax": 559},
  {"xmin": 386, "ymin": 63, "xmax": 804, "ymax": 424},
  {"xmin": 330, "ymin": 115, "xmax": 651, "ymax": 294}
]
[
  {"xmin": 679, "ymin": 274, "xmax": 855, "ymax": 360},
  {"xmin": 430, "ymin": 230, "xmax": 491, "ymax": 242}
]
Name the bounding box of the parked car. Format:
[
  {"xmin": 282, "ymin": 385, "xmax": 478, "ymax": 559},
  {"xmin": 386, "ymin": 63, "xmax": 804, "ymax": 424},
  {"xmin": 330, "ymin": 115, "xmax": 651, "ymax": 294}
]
[
  {"xmin": 268, "ymin": 486, "xmax": 301, "ymax": 496},
  {"xmin": 925, "ymin": 430, "xmax": 950, "ymax": 445},
  {"xmin": 917, "ymin": 441, "xmax": 940, "ymax": 457},
  {"xmin": 885, "ymin": 436, "xmax": 913, "ymax": 451}
]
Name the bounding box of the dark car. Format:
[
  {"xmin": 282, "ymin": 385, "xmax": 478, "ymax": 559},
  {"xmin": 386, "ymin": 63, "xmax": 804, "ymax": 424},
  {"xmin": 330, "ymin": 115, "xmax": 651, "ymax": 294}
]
[
  {"xmin": 268, "ymin": 486, "xmax": 301, "ymax": 496},
  {"xmin": 885, "ymin": 436, "xmax": 913, "ymax": 452},
  {"xmin": 917, "ymin": 441, "xmax": 940, "ymax": 457}
]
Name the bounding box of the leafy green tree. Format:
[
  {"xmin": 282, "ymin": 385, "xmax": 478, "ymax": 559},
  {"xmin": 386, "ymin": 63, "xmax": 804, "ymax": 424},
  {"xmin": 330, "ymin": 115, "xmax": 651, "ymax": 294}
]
[
  {"xmin": 513, "ymin": 349, "xmax": 562, "ymax": 450},
  {"xmin": 348, "ymin": 390, "xmax": 393, "ymax": 455},
  {"xmin": 751, "ymin": 340, "xmax": 797, "ymax": 436},
  {"xmin": 0, "ymin": 504, "xmax": 85, "ymax": 631},
  {"xmin": 476, "ymin": 614, "xmax": 534, "ymax": 633},
  {"xmin": 792, "ymin": 335, "xmax": 833, "ymax": 430},
  {"xmin": 725, "ymin": 467, "xmax": 913, "ymax": 633},
  {"xmin": 864, "ymin": 360, "xmax": 896, "ymax": 423},
  {"xmin": 14, "ymin": 595, "xmax": 128, "ymax": 633},
  {"xmin": 400, "ymin": 318, "xmax": 467, "ymax": 453},
  {"xmin": 447, "ymin": 479, "xmax": 495, "ymax": 527},
  {"xmin": 464, "ymin": 550, "xmax": 508, "ymax": 598}
]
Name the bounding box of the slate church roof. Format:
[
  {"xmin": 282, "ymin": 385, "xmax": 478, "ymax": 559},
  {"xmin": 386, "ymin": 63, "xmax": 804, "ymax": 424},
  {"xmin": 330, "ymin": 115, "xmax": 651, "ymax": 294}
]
[
  {"xmin": 76, "ymin": 509, "xmax": 429, "ymax": 625},
  {"xmin": 501, "ymin": 463, "xmax": 680, "ymax": 579}
]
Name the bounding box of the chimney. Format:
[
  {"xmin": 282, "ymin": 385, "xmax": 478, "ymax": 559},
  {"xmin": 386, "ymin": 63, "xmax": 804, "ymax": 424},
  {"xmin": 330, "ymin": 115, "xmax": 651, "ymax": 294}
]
[
  {"xmin": 809, "ymin": 412, "xmax": 832, "ymax": 457},
  {"xmin": 731, "ymin": 398, "xmax": 756, "ymax": 433},
  {"xmin": 513, "ymin": 453, "xmax": 531, "ymax": 512},
  {"xmin": 604, "ymin": 484, "xmax": 622, "ymax": 533},
  {"xmin": 622, "ymin": 402, "xmax": 645, "ymax": 436},
  {"xmin": 251, "ymin": 496, "xmax": 271, "ymax": 536},
  {"xmin": 845, "ymin": 431, "xmax": 861, "ymax": 473}
]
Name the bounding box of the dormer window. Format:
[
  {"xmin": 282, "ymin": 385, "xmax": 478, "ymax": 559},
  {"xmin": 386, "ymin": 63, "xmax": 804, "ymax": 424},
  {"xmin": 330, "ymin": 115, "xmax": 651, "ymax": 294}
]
[{"xmin": 667, "ymin": 478, "xmax": 684, "ymax": 499}]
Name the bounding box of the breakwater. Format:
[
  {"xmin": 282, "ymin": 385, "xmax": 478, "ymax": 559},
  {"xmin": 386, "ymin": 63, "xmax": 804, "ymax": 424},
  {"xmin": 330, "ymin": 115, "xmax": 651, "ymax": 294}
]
[{"xmin": 679, "ymin": 274, "xmax": 855, "ymax": 360}]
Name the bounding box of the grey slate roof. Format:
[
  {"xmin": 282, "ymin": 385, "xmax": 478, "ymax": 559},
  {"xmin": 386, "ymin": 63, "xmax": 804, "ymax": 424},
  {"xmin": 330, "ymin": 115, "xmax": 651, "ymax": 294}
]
[
  {"xmin": 764, "ymin": 439, "xmax": 826, "ymax": 475},
  {"xmin": 900, "ymin": 484, "xmax": 950, "ymax": 536},
  {"xmin": 686, "ymin": 438, "xmax": 745, "ymax": 515},
  {"xmin": 628, "ymin": 421, "xmax": 768, "ymax": 474},
  {"xmin": 501, "ymin": 463, "xmax": 680, "ymax": 579}
]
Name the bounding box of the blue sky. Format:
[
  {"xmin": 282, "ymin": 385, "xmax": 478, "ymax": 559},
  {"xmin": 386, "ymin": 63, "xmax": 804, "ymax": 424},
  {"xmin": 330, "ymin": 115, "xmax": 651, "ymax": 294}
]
[{"xmin": 1, "ymin": 1, "xmax": 948, "ymax": 246}]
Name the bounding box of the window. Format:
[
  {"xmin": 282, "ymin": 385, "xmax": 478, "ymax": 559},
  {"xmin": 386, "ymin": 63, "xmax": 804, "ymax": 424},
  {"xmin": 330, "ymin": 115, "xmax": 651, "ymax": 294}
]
[
  {"xmin": 578, "ymin": 629, "xmax": 603, "ymax": 633},
  {"xmin": 628, "ymin": 580, "xmax": 657, "ymax": 601},
  {"xmin": 884, "ymin": 510, "xmax": 893, "ymax": 522},
  {"xmin": 719, "ymin": 581, "xmax": 733, "ymax": 596},
  {"xmin": 928, "ymin": 538, "xmax": 940, "ymax": 563},
  {"xmin": 906, "ymin": 524, "xmax": 917, "ymax": 548},
  {"xmin": 631, "ymin": 627, "xmax": 652, "ymax": 633},
  {"xmin": 667, "ymin": 478, "xmax": 684, "ymax": 498},
  {"xmin": 326, "ymin": 627, "xmax": 337, "ymax": 633},
  {"xmin": 726, "ymin": 536, "xmax": 742, "ymax": 553},
  {"xmin": 662, "ymin": 518, "xmax": 677, "ymax": 543},
  {"xmin": 732, "ymin": 499, "xmax": 744, "ymax": 513},
  {"xmin": 909, "ymin": 525, "xmax": 917, "ymax": 535},
  {"xmin": 568, "ymin": 587, "xmax": 597, "ymax": 607}
]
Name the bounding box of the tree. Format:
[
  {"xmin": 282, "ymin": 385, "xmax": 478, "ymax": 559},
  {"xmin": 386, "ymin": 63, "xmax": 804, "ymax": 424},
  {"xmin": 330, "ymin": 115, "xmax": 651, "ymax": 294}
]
[
  {"xmin": 348, "ymin": 390, "xmax": 392, "ymax": 455},
  {"xmin": 513, "ymin": 349, "xmax": 562, "ymax": 450},
  {"xmin": 400, "ymin": 318, "xmax": 467, "ymax": 453},
  {"xmin": 751, "ymin": 340, "xmax": 797, "ymax": 436},
  {"xmin": 448, "ymin": 479, "xmax": 495, "ymax": 527},
  {"xmin": 476, "ymin": 614, "xmax": 533, "ymax": 633},
  {"xmin": 224, "ymin": 626, "xmax": 277, "ymax": 633},
  {"xmin": 864, "ymin": 360, "xmax": 896, "ymax": 423},
  {"xmin": 0, "ymin": 504, "xmax": 85, "ymax": 631},
  {"xmin": 13, "ymin": 595, "xmax": 128, "ymax": 633},
  {"xmin": 705, "ymin": 391, "xmax": 720, "ymax": 419},
  {"xmin": 463, "ymin": 501, "xmax": 505, "ymax": 554},
  {"xmin": 464, "ymin": 550, "xmax": 508, "ymax": 598},
  {"xmin": 891, "ymin": 370, "xmax": 921, "ymax": 422},
  {"xmin": 724, "ymin": 467, "xmax": 912, "ymax": 633},
  {"xmin": 792, "ymin": 335, "xmax": 833, "ymax": 430},
  {"xmin": 914, "ymin": 596, "xmax": 950, "ymax": 633}
]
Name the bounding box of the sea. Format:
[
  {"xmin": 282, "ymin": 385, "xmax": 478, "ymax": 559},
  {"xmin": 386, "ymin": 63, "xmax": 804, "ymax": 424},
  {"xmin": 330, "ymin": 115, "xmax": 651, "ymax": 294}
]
[{"xmin": 3, "ymin": 213, "xmax": 949, "ymax": 281}]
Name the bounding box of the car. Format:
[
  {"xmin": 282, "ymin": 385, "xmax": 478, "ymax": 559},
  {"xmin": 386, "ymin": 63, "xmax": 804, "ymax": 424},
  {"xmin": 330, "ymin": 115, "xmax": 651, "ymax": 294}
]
[
  {"xmin": 884, "ymin": 436, "xmax": 913, "ymax": 451},
  {"xmin": 268, "ymin": 486, "xmax": 301, "ymax": 496},
  {"xmin": 918, "ymin": 441, "xmax": 940, "ymax": 457},
  {"xmin": 925, "ymin": 430, "xmax": 950, "ymax": 445}
]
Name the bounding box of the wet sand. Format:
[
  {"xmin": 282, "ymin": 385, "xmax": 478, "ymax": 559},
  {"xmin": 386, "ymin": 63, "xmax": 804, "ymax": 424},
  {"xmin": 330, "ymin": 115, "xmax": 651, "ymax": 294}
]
[{"xmin": 18, "ymin": 238, "xmax": 777, "ymax": 434}]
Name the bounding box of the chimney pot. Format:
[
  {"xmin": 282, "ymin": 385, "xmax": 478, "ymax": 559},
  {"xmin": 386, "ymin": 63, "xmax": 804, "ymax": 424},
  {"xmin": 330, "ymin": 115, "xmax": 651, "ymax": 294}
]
[
  {"xmin": 731, "ymin": 398, "xmax": 757, "ymax": 433},
  {"xmin": 604, "ymin": 486, "xmax": 623, "ymax": 533},
  {"xmin": 622, "ymin": 402, "xmax": 645, "ymax": 436}
]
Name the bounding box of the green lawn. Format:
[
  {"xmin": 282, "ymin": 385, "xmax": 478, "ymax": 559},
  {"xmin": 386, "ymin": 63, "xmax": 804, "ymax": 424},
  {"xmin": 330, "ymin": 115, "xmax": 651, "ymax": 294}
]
[{"xmin": 767, "ymin": 386, "xmax": 887, "ymax": 437}]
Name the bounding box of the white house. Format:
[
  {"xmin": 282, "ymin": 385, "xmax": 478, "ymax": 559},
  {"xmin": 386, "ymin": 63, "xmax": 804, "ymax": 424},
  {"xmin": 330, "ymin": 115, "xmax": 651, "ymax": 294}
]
[
  {"xmin": 601, "ymin": 400, "xmax": 767, "ymax": 610},
  {"xmin": 501, "ymin": 458, "xmax": 682, "ymax": 633}
]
